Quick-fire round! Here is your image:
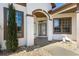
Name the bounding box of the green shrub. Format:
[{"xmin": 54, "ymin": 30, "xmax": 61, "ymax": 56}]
[{"xmin": 6, "ymin": 4, "xmax": 18, "ymax": 52}]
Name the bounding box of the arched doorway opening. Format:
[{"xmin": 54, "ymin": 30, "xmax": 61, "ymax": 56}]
[
  {"xmin": 32, "ymin": 9, "xmax": 49, "ymax": 38},
  {"xmin": 32, "ymin": 9, "xmax": 50, "ymax": 45}
]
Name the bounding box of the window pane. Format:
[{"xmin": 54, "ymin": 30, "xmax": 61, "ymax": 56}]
[
  {"xmin": 53, "ymin": 17, "xmax": 72, "ymax": 34},
  {"xmin": 16, "ymin": 11, "xmax": 23, "ymax": 37},
  {"xmin": 6, "ymin": 8, "xmax": 23, "ymax": 37},
  {"xmin": 54, "ymin": 19, "xmax": 60, "ymax": 27},
  {"xmin": 53, "ymin": 19, "xmax": 61, "ymax": 33}
]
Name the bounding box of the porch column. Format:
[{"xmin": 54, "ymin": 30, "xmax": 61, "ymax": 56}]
[
  {"xmin": 47, "ymin": 19, "xmax": 53, "ymax": 41},
  {"xmin": 77, "ymin": 4, "xmax": 79, "ymax": 48},
  {"xmin": 26, "ymin": 15, "xmax": 34, "ymax": 46}
]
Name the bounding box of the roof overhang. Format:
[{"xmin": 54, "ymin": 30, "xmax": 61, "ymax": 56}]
[{"xmin": 51, "ymin": 3, "xmax": 77, "ymax": 15}]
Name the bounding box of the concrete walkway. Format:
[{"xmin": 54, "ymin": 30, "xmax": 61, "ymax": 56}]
[{"xmin": 44, "ymin": 43, "xmax": 79, "ymax": 56}]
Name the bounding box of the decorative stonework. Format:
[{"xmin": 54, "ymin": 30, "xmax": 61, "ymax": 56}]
[{"xmin": 32, "ymin": 9, "xmax": 50, "ymax": 19}]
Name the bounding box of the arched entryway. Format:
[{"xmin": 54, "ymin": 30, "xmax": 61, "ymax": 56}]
[
  {"xmin": 26, "ymin": 9, "xmax": 53, "ymax": 46},
  {"xmin": 32, "ymin": 9, "xmax": 50, "ymax": 38},
  {"xmin": 32, "ymin": 9, "xmax": 52, "ymax": 45}
]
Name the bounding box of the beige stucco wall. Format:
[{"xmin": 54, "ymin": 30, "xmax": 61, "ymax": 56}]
[
  {"xmin": 0, "ymin": 4, "xmax": 3, "ymax": 48},
  {"xmin": 52, "ymin": 13, "xmax": 76, "ymax": 40},
  {"xmin": 76, "ymin": 12, "xmax": 79, "ymax": 47},
  {"xmin": 27, "ymin": 3, "xmax": 52, "ymax": 15},
  {"xmin": 0, "ymin": 3, "xmax": 26, "ymax": 50}
]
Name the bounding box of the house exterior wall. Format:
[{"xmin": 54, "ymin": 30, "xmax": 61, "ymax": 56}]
[
  {"xmin": 76, "ymin": 4, "xmax": 79, "ymax": 47},
  {"xmin": 26, "ymin": 16, "xmax": 34, "ymax": 46},
  {"xmin": 0, "ymin": 3, "xmax": 53, "ymax": 49},
  {"xmin": 0, "ymin": 3, "xmax": 27, "ymax": 50},
  {"xmin": 0, "ymin": 4, "xmax": 4, "ymax": 49},
  {"xmin": 77, "ymin": 12, "xmax": 79, "ymax": 47},
  {"xmin": 52, "ymin": 13, "xmax": 76, "ymax": 40},
  {"xmin": 26, "ymin": 3, "xmax": 53, "ymax": 46},
  {"xmin": 27, "ymin": 3, "xmax": 52, "ymax": 14},
  {"xmin": 0, "ymin": 3, "xmax": 77, "ymax": 50}
]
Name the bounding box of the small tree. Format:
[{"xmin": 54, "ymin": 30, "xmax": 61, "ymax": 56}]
[{"xmin": 6, "ymin": 4, "xmax": 18, "ymax": 52}]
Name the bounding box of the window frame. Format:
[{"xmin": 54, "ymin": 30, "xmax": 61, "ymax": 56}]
[
  {"xmin": 16, "ymin": 10, "xmax": 24, "ymax": 38},
  {"xmin": 4, "ymin": 7, "xmax": 24, "ymax": 39},
  {"xmin": 53, "ymin": 17, "xmax": 72, "ymax": 34}
]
